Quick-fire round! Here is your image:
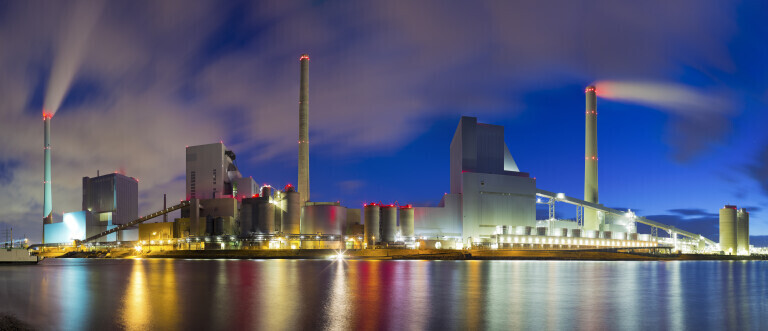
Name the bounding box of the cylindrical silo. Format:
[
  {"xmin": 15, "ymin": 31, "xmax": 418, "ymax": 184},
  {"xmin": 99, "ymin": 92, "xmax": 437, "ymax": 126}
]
[
  {"xmin": 399, "ymin": 205, "xmax": 414, "ymax": 239},
  {"xmin": 737, "ymin": 208, "xmax": 750, "ymax": 255},
  {"xmin": 240, "ymin": 198, "xmax": 255, "ymax": 235},
  {"xmin": 380, "ymin": 205, "xmax": 397, "ymax": 242},
  {"xmin": 364, "ymin": 204, "xmax": 380, "ymax": 247},
  {"xmin": 261, "ymin": 185, "xmax": 274, "ymax": 199},
  {"xmin": 254, "ymin": 198, "xmax": 274, "ymax": 234},
  {"xmin": 282, "ymin": 185, "xmax": 300, "ymax": 234},
  {"xmin": 719, "ymin": 205, "xmax": 737, "ymax": 254},
  {"xmin": 301, "ymin": 203, "xmax": 345, "ymax": 235}
]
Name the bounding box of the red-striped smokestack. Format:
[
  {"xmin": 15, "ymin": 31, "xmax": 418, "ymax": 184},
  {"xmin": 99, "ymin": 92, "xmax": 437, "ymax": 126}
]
[{"xmin": 584, "ymin": 86, "xmax": 600, "ymax": 231}]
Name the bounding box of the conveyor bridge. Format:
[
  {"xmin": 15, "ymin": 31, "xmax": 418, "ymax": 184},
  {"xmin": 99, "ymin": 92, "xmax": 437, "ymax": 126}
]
[
  {"xmin": 536, "ymin": 189, "xmax": 716, "ymax": 248},
  {"xmin": 78, "ymin": 200, "xmax": 192, "ymax": 244}
]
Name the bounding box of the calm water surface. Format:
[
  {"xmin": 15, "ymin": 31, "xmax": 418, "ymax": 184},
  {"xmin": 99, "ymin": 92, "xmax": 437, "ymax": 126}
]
[{"xmin": 1, "ymin": 258, "xmax": 767, "ymax": 330}]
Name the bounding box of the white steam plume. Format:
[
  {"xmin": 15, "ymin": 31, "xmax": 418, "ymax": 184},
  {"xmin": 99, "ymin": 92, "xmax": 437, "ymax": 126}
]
[
  {"xmin": 43, "ymin": 1, "xmax": 104, "ymax": 115},
  {"xmin": 593, "ymin": 81, "xmax": 731, "ymax": 118}
]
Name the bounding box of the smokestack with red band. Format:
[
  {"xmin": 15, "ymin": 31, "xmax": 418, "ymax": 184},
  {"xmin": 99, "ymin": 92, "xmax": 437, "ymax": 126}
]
[
  {"xmin": 584, "ymin": 86, "xmax": 600, "ymax": 230},
  {"xmin": 43, "ymin": 111, "xmax": 53, "ymax": 227},
  {"xmin": 298, "ymin": 54, "xmax": 310, "ymax": 205}
]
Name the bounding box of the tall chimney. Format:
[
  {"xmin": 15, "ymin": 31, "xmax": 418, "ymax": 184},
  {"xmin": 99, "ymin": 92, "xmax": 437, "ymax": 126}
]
[
  {"xmin": 298, "ymin": 54, "xmax": 310, "ymax": 205},
  {"xmin": 583, "ymin": 86, "xmax": 600, "ymax": 231},
  {"xmin": 43, "ymin": 111, "xmax": 53, "ymax": 243}
]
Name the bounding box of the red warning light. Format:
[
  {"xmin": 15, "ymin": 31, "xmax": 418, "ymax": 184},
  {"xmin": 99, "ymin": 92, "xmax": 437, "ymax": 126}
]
[{"xmin": 300, "ymin": 54, "xmax": 310, "ymax": 61}]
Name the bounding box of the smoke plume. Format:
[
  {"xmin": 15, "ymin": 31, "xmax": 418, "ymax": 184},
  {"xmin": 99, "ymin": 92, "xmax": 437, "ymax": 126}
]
[
  {"xmin": 593, "ymin": 81, "xmax": 731, "ymax": 118},
  {"xmin": 43, "ymin": 1, "xmax": 104, "ymax": 115}
]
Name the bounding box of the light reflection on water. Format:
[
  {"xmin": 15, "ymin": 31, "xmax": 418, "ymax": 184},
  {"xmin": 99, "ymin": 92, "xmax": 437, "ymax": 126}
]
[{"xmin": 0, "ymin": 259, "xmax": 767, "ymax": 330}]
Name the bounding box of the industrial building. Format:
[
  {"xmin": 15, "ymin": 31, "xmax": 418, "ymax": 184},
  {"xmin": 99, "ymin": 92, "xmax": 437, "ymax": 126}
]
[
  {"xmin": 186, "ymin": 142, "xmax": 256, "ymax": 200},
  {"xmin": 47, "ymin": 54, "xmax": 741, "ymax": 255},
  {"xmin": 44, "ymin": 172, "xmax": 139, "ymax": 244}
]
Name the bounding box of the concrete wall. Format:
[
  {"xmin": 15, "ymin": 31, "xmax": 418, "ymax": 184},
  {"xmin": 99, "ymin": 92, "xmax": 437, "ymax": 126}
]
[
  {"xmin": 414, "ymin": 194, "xmax": 462, "ymax": 237},
  {"xmin": 186, "ymin": 143, "xmax": 241, "ymax": 199},
  {"xmin": 232, "ymin": 177, "xmax": 258, "ymax": 200},
  {"xmin": 460, "ymin": 172, "xmax": 536, "ymax": 241}
]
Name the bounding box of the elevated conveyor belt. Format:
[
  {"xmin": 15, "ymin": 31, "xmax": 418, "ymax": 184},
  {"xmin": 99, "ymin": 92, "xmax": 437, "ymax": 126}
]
[
  {"xmin": 78, "ymin": 200, "xmax": 192, "ymax": 244},
  {"xmin": 536, "ymin": 189, "xmax": 716, "ymax": 247}
]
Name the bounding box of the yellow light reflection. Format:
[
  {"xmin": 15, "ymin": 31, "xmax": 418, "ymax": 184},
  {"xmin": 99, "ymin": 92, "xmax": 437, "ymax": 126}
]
[{"xmin": 121, "ymin": 260, "xmax": 151, "ymax": 330}]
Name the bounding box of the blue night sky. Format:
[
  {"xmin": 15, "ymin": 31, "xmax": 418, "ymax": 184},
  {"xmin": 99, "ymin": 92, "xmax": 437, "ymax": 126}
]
[{"xmin": 0, "ymin": 1, "xmax": 767, "ymax": 243}]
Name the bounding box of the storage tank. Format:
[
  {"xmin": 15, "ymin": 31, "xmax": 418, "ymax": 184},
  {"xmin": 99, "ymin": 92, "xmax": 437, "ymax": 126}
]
[
  {"xmin": 737, "ymin": 208, "xmax": 749, "ymax": 255},
  {"xmin": 301, "ymin": 202, "xmax": 346, "ymax": 235},
  {"xmin": 719, "ymin": 205, "xmax": 737, "ymax": 254},
  {"xmin": 261, "ymin": 185, "xmax": 274, "ymax": 199},
  {"xmin": 282, "ymin": 185, "xmax": 300, "ymax": 234},
  {"xmin": 399, "ymin": 205, "xmax": 415, "ymax": 239},
  {"xmin": 380, "ymin": 205, "xmax": 397, "ymax": 242},
  {"xmin": 240, "ymin": 197, "xmax": 255, "ymax": 235},
  {"xmin": 254, "ymin": 197, "xmax": 274, "ymax": 234},
  {"xmin": 364, "ymin": 203, "xmax": 380, "ymax": 247}
]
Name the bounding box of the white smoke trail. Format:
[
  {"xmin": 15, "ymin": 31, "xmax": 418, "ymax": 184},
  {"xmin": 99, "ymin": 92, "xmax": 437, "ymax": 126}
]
[
  {"xmin": 593, "ymin": 81, "xmax": 731, "ymax": 118},
  {"xmin": 43, "ymin": 1, "xmax": 104, "ymax": 116}
]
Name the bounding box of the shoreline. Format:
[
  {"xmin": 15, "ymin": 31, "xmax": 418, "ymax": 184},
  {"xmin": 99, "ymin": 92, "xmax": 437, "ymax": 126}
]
[{"xmin": 43, "ymin": 248, "xmax": 768, "ymax": 261}]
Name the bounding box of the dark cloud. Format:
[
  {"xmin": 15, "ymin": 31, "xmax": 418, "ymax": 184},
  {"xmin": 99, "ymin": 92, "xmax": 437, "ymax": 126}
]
[
  {"xmin": 667, "ymin": 208, "xmax": 718, "ymax": 217},
  {"xmin": 746, "ymin": 144, "xmax": 768, "ymax": 196},
  {"xmin": 0, "ymin": 1, "xmax": 748, "ymax": 241}
]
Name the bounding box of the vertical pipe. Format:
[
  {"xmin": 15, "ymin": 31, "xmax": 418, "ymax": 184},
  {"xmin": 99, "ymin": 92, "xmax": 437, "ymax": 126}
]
[
  {"xmin": 583, "ymin": 86, "xmax": 600, "ymax": 231},
  {"xmin": 298, "ymin": 54, "xmax": 310, "ymax": 205},
  {"xmin": 163, "ymin": 194, "xmax": 167, "ymax": 222}
]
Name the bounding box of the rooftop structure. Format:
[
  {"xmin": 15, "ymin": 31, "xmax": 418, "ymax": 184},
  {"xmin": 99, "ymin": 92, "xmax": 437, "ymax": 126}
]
[{"xmin": 186, "ymin": 142, "xmax": 242, "ymax": 199}]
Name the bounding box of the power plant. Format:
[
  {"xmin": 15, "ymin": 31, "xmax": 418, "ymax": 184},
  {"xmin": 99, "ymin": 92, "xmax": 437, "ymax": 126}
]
[{"xmin": 36, "ymin": 54, "xmax": 752, "ymax": 256}]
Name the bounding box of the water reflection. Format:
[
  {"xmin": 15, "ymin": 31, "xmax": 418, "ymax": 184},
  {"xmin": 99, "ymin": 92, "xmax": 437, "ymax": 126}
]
[
  {"xmin": 1, "ymin": 259, "xmax": 767, "ymax": 329},
  {"xmin": 122, "ymin": 260, "xmax": 149, "ymax": 330}
]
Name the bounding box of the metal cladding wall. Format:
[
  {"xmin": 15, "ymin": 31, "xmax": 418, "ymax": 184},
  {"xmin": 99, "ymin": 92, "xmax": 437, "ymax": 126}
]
[
  {"xmin": 399, "ymin": 206, "xmax": 415, "ymax": 238},
  {"xmin": 82, "ymin": 173, "xmax": 139, "ymax": 226},
  {"xmin": 301, "ymin": 204, "xmax": 345, "ymax": 235},
  {"xmin": 380, "ymin": 205, "xmax": 397, "ymax": 242},
  {"xmin": 584, "ymin": 86, "xmax": 600, "ymax": 231},
  {"xmin": 719, "ymin": 206, "xmax": 737, "ymax": 254},
  {"xmin": 283, "ymin": 190, "xmax": 301, "ymax": 234},
  {"xmin": 364, "ymin": 204, "xmax": 380, "ymax": 246},
  {"xmin": 737, "ymin": 208, "xmax": 750, "ymax": 254}
]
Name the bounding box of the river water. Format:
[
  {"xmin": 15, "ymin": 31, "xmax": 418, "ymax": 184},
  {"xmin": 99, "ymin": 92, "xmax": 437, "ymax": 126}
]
[{"xmin": 0, "ymin": 258, "xmax": 766, "ymax": 330}]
